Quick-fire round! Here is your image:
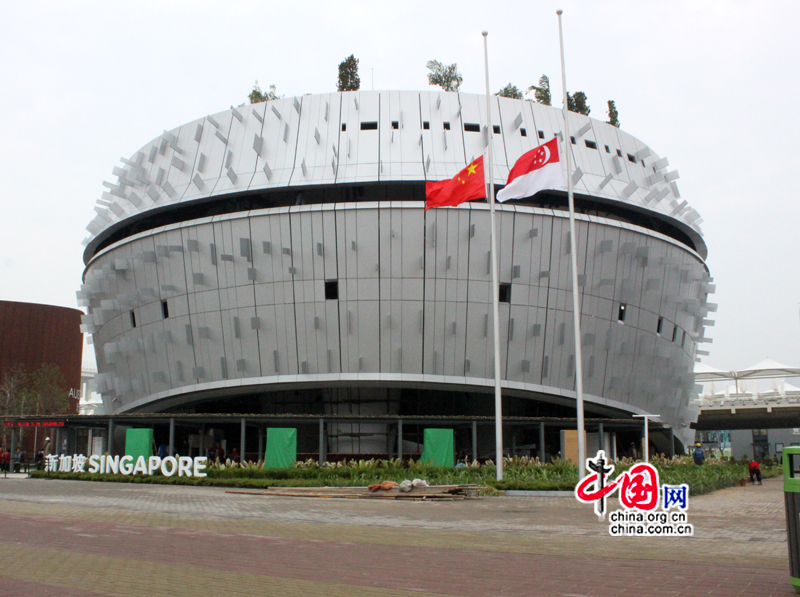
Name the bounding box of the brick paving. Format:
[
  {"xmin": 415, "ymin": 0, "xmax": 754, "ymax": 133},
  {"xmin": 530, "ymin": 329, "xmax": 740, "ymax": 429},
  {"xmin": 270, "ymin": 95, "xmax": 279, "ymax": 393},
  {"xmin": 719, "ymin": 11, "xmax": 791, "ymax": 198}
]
[{"xmin": 0, "ymin": 476, "xmax": 794, "ymax": 596}]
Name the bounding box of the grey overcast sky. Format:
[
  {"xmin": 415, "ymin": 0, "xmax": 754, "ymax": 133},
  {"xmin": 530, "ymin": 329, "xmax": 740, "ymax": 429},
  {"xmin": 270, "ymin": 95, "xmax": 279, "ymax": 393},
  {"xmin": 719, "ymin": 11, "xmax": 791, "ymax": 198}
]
[{"xmin": 0, "ymin": 1, "xmax": 798, "ymax": 372}]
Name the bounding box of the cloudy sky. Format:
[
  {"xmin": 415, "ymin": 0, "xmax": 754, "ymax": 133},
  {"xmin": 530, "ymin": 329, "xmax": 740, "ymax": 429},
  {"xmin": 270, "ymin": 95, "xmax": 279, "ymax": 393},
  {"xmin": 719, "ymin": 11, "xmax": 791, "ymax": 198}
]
[{"xmin": 1, "ymin": 1, "xmax": 797, "ymax": 373}]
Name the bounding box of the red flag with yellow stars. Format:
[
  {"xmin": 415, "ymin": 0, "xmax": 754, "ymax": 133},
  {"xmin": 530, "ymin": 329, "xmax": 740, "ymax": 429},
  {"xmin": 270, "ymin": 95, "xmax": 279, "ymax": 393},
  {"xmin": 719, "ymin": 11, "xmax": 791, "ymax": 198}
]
[{"xmin": 425, "ymin": 156, "xmax": 486, "ymax": 210}]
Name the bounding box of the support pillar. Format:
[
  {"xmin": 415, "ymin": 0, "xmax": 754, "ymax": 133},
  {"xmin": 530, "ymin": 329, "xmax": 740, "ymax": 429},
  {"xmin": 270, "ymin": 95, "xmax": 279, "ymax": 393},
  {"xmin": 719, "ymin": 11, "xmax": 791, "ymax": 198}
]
[
  {"xmin": 240, "ymin": 418, "xmax": 246, "ymax": 464},
  {"xmin": 87, "ymin": 428, "xmax": 93, "ymax": 456},
  {"xmin": 511, "ymin": 431, "xmax": 516, "ymax": 458},
  {"xmin": 538, "ymin": 422, "xmax": 545, "ymax": 462},
  {"xmin": 669, "ymin": 427, "xmax": 675, "ymax": 458},
  {"xmin": 258, "ymin": 427, "xmax": 264, "ymax": 462},
  {"xmin": 107, "ymin": 420, "xmax": 114, "ymax": 456},
  {"xmin": 471, "ymin": 420, "xmax": 478, "ymax": 462},
  {"xmin": 318, "ymin": 419, "xmax": 325, "ymax": 466},
  {"xmin": 10, "ymin": 429, "xmax": 16, "ymax": 471},
  {"xmin": 598, "ymin": 422, "xmax": 604, "ymax": 453},
  {"xmin": 55, "ymin": 428, "xmax": 62, "ymax": 456},
  {"xmin": 397, "ymin": 419, "xmax": 403, "ymax": 461},
  {"xmin": 169, "ymin": 418, "xmax": 175, "ymax": 457}
]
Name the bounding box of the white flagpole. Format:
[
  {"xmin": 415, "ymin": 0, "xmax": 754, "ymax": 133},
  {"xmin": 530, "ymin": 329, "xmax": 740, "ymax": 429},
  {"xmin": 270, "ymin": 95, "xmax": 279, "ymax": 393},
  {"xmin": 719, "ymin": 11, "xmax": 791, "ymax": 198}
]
[
  {"xmin": 556, "ymin": 10, "xmax": 587, "ymax": 480},
  {"xmin": 482, "ymin": 30, "xmax": 503, "ymax": 481}
]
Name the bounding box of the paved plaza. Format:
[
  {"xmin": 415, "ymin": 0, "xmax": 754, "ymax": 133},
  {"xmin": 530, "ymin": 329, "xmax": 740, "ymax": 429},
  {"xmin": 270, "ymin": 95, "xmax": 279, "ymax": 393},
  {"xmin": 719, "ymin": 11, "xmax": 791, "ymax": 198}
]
[{"xmin": 0, "ymin": 474, "xmax": 794, "ymax": 596}]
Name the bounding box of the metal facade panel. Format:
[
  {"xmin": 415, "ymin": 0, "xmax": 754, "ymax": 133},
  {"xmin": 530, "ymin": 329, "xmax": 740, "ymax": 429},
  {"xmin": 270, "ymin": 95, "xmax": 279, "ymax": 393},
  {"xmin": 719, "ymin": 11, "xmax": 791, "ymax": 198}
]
[
  {"xmin": 211, "ymin": 104, "xmax": 262, "ymax": 196},
  {"xmin": 87, "ymin": 200, "xmax": 706, "ymax": 442},
  {"xmin": 249, "ymin": 97, "xmax": 300, "ymax": 190},
  {"xmin": 182, "ymin": 111, "xmax": 232, "ymax": 202},
  {"xmin": 289, "ymin": 94, "xmax": 339, "ymax": 186}
]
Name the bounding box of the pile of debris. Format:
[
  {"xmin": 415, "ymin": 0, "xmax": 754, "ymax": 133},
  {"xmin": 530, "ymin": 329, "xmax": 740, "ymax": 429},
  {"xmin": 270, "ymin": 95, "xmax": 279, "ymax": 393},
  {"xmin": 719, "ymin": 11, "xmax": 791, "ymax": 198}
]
[{"xmin": 228, "ymin": 482, "xmax": 480, "ymax": 501}]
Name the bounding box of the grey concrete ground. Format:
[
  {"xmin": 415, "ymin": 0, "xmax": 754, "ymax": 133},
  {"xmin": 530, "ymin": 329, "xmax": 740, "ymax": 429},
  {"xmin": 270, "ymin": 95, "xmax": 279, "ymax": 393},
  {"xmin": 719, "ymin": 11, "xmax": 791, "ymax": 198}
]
[{"xmin": 0, "ymin": 475, "xmax": 794, "ymax": 596}]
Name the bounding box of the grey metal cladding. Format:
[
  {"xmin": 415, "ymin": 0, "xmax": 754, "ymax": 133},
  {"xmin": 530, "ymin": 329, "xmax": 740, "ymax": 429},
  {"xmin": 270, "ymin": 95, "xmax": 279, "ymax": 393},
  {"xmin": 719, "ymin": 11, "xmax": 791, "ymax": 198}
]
[{"xmin": 84, "ymin": 93, "xmax": 708, "ymax": 449}]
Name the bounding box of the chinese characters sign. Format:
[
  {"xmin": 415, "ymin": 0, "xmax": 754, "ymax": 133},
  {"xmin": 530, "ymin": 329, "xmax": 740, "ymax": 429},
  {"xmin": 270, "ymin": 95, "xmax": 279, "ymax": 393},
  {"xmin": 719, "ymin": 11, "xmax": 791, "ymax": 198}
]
[{"xmin": 575, "ymin": 451, "xmax": 693, "ymax": 536}]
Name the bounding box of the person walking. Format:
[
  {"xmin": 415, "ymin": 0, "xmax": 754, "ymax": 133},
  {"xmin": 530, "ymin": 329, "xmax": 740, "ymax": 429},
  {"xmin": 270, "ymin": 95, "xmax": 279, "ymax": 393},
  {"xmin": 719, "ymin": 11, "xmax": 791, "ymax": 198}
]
[{"xmin": 693, "ymin": 442, "xmax": 705, "ymax": 465}]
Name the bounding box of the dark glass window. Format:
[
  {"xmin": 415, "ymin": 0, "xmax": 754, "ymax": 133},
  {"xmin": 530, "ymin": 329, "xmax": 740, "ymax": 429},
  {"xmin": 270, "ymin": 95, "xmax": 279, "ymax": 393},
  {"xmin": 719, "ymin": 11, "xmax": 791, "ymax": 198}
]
[
  {"xmin": 443, "ymin": 122, "xmax": 450, "ymax": 130},
  {"xmin": 499, "ymin": 283, "xmax": 511, "ymax": 303},
  {"xmin": 161, "ymin": 300, "xmax": 169, "ymax": 319},
  {"xmin": 130, "ymin": 311, "xmax": 137, "ymax": 328},
  {"xmin": 618, "ymin": 304, "xmax": 627, "ymax": 322},
  {"xmin": 464, "ymin": 123, "xmax": 480, "ymax": 132},
  {"xmin": 360, "ymin": 121, "xmax": 378, "ymax": 130},
  {"xmin": 423, "ymin": 121, "xmax": 430, "ymax": 130},
  {"xmin": 391, "ymin": 121, "xmax": 399, "ymax": 129},
  {"xmin": 325, "ymin": 280, "xmax": 339, "ymax": 300},
  {"xmin": 341, "ymin": 123, "xmax": 346, "ymax": 132},
  {"xmin": 520, "ymin": 128, "xmax": 527, "ymax": 137},
  {"xmin": 585, "ymin": 140, "xmax": 597, "ymax": 150}
]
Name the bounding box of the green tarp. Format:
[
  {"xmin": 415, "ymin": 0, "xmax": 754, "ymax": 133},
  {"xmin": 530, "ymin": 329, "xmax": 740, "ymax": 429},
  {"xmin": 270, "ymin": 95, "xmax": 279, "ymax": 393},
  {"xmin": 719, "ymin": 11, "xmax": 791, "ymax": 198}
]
[
  {"xmin": 124, "ymin": 428, "xmax": 153, "ymax": 462},
  {"xmin": 264, "ymin": 428, "xmax": 297, "ymax": 469},
  {"xmin": 419, "ymin": 428, "xmax": 454, "ymax": 467}
]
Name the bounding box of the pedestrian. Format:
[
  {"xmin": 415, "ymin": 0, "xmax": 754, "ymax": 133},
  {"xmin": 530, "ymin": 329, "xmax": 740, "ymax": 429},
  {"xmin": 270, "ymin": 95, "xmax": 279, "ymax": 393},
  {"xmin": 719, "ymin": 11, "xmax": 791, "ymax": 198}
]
[
  {"xmin": 693, "ymin": 442, "xmax": 705, "ymax": 465},
  {"xmin": 44, "ymin": 437, "xmax": 53, "ymax": 457},
  {"xmin": 749, "ymin": 460, "xmax": 762, "ymax": 485}
]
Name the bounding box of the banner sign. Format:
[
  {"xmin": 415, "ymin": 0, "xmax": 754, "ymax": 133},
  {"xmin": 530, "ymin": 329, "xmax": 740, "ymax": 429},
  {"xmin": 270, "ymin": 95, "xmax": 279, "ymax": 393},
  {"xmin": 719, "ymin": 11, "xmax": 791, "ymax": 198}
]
[
  {"xmin": 44, "ymin": 454, "xmax": 207, "ymax": 477},
  {"xmin": 3, "ymin": 421, "xmax": 65, "ymax": 428}
]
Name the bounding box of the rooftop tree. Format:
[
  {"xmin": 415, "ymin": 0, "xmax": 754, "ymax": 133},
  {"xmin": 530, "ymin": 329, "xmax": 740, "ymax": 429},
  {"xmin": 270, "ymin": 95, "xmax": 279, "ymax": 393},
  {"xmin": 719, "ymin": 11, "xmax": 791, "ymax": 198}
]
[
  {"xmin": 337, "ymin": 55, "xmax": 361, "ymax": 91},
  {"xmin": 426, "ymin": 60, "xmax": 463, "ymax": 92}
]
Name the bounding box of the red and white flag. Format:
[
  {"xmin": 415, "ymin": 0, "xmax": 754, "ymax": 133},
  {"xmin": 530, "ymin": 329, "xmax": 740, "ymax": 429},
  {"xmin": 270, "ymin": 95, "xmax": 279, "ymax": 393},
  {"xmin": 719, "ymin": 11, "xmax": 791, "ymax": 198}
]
[{"xmin": 496, "ymin": 137, "xmax": 564, "ymax": 202}]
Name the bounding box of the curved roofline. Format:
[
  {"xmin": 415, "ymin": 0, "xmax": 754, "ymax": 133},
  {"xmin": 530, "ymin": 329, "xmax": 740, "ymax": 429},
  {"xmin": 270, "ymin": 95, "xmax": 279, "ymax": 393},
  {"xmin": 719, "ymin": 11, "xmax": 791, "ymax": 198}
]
[
  {"xmin": 83, "ymin": 91, "xmax": 705, "ymax": 260},
  {"xmin": 83, "ymin": 182, "xmax": 706, "ymax": 265}
]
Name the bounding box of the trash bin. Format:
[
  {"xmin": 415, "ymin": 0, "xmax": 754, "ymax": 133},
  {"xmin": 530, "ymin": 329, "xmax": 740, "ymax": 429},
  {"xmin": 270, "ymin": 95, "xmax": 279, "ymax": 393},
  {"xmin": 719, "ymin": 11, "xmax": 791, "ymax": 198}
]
[{"xmin": 783, "ymin": 446, "xmax": 800, "ymax": 593}]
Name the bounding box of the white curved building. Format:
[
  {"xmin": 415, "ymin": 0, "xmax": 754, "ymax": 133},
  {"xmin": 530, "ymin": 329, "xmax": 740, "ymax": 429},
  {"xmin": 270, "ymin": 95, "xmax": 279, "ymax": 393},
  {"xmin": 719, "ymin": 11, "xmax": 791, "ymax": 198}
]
[{"xmin": 79, "ymin": 91, "xmax": 714, "ymax": 452}]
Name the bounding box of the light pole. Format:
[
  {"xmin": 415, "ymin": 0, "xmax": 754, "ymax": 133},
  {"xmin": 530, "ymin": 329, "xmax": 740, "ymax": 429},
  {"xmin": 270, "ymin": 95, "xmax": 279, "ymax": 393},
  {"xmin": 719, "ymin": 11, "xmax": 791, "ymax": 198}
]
[{"xmin": 632, "ymin": 414, "xmax": 660, "ymax": 462}]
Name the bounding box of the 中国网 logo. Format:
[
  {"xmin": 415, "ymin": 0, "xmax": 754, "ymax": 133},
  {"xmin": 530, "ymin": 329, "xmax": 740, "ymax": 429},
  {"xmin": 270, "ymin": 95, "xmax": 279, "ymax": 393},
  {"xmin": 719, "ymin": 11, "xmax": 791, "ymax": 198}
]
[{"xmin": 575, "ymin": 450, "xmax": 693, "ymax": 537}]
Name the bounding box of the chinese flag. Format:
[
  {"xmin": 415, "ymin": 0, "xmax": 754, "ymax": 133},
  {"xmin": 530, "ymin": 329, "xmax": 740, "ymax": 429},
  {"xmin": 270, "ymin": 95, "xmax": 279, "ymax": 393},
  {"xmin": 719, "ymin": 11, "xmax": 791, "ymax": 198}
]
[{"xmin": 425, "ymin": 156, "xmax": 486, "ymax": 210}]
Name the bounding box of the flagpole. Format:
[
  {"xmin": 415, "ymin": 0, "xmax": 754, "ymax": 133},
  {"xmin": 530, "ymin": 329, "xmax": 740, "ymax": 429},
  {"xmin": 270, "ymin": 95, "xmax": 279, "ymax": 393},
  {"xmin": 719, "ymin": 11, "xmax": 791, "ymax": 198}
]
[
  {"xmin": 482, "ymin": 30, "xmax": 503, "ymax": 481},
  {"xmin": 557, "ymin": 9, "xmax": 586, "ymax": 480}
]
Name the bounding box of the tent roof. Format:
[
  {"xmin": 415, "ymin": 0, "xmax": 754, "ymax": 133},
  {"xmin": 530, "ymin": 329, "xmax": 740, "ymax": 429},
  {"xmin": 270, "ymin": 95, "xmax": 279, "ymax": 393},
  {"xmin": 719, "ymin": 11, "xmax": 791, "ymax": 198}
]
[
  {"xmin": 737, "ymin": 357, "xmax": 800, "ymax": 379},
  {"xmin": 694, "ymin": 362, "xmax": 734, "ymax": 381}
]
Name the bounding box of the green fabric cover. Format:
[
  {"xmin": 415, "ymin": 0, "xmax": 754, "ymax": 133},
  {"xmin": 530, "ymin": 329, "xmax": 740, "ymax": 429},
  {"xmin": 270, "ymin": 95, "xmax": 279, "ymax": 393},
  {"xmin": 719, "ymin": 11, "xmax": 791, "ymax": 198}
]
[
  {"xmin": 124, "ymin": 428, "xmax": 153, "ymax": 462},
  {"xmin": 419, "ymin": 428, "xmax": 454, "ymax": 467},
  {"xmin": 264, "ymin": 428, "xmax": 297, "ymax": 469}
]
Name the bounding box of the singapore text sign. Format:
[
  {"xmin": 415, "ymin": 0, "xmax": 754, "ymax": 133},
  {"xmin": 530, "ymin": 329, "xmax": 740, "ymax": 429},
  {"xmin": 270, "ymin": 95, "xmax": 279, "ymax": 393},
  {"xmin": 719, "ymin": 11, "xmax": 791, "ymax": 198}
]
[{"xmin": 45, "ymin": 454, "xmax": 207, "ymax": 477}]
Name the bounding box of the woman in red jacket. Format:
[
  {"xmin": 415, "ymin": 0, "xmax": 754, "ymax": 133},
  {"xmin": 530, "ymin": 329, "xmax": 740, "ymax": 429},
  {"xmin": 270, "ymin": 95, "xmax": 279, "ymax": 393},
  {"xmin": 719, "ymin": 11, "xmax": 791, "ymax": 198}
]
[{"xmin": 749, "ymin": 460, "xmax": 762, "ymax": 485}]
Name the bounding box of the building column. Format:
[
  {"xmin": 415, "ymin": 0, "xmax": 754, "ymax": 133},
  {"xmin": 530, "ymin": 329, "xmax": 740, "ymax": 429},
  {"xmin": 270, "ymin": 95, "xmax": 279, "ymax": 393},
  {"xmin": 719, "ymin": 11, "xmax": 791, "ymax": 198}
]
[
  {"xmin": 240, "ymin": 418, "xmax": 246, "ymax": 464},
  {"xmin": 598, "ymin": 422, "xmax": 604, "ymax": 452},
  {"xmin": 397, "ymin": 419, "xmax": 403, "ymax": 461},
  {"xmin": 10, "ymin": 428, "xmax": 17, "ymax": 471},
  {"xmin": 471, "ymin": 420, "xmax": 478, "ymax": 462},
  {"xmin": 169, "ymin": 418, "xmax": 175, "ymax": 457},
  {"xmin": 107, "ymin": 420, "xmax": 114, "ymax": 456},
  {"xmin": 539, "ymin": 422, "xmax": 545, "ymax": 462},
  {"xmin": 87, "ymin": 428, "xmax": 93, "ymax": 456},
  {"xmin": 318, "ymin": 419, "xmax": 326, "ymax": 466},
  {"xmin": 258, "ymin": 427, "xmax": 264, "ymax": 462},
  {"xmin": 669, "ymin": 427, "xmax": 675, "ymax": 458}
]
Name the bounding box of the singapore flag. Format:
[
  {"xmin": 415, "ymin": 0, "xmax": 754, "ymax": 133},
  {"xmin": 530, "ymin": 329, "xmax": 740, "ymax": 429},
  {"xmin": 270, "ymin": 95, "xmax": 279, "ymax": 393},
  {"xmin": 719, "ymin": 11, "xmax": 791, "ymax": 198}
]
[{"xmin": 496, "ymin": 137, "xmax": 564, "ymax": 202}]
